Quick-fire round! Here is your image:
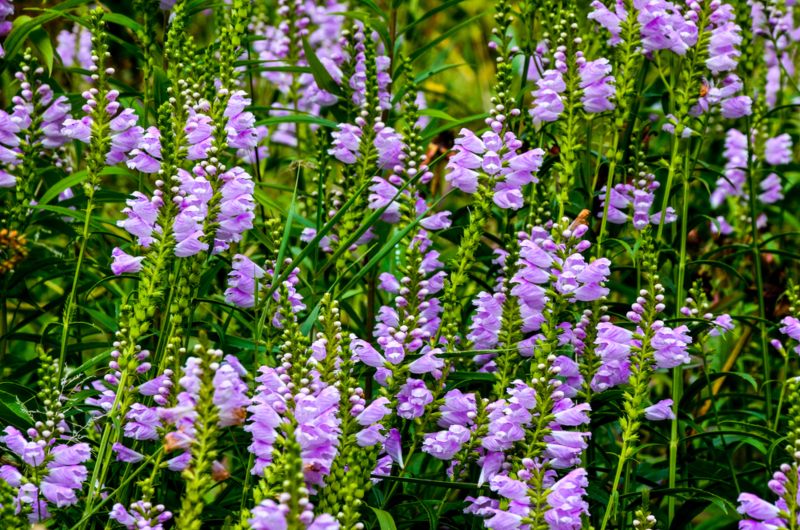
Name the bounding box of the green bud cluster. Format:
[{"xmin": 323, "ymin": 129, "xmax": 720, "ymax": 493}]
[{"xmin": 176, "ymin": 344, "xmax": 224, "ymax": 530}]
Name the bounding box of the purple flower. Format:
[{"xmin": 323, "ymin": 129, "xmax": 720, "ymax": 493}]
[
  {"xmin": 56, "ymin": 24, "xmax": 93, "ymax": 70},
  {"xmin": 224, "ymin": 90, "xmax": 258, "ymax": 150},
  {"xmin": 544, "ymin": 468, "xmax": 589, "ymax": 529},
  {"xmin": 2, "ymin": 426, "xmax": 45, "ymax": 466},
  {"xmin": 110, "ymin": 501, "xmax": 172, "ymax": 530},
  {"xmin": 112, "ymin": 443, "xmax": 144, "ymax": 463},
  {"xmin": 759, "ymin": 173, "xmax": 783, "ymax": 204},
  {"xmin": 408, "ymin": 347, "xmax": 444, "ymax": 377},
  {"xmin": 468, "ymin": 291, "xmax": 504, "ymax": 350},
  {"xmin": 711, "ymin": 128, "xmax": 748, "ymax": 208},
  {"xmin": 420, "ymin": 211, "xmax": 452, "ymax": 230},
  {"xmin": 544, "ymin": 429, "xmax": 590, "ymax": 469},
  {"xmin": 707, "ymin": 21, "xmax": 742, "ymax": 74},
  {"xmin": 110, "ymin": 247, "xmax": 144, "ymax": 275},
  {"xmin": 445, "ymin": 129, "xmax": 544, "ymax": 209},
  {"xmin": 224, "ymin": 254, "xmax": 265, "ymax": 308},
  {"xmin": 107, "ymin": 108, "xmax": 143, "ymax": 165},
  {"xmin": 356, "ymin": 397, "xmax": 392, "ymax": 426},
  {"xmin": 644, "ymin": 399, "xmax": 675, "ymax": 421},
  {"xmin": 485, "ymin": 509, "xmax": 523, "ymax": 530},
  {"xmin": 249, "ymin": 500, "xmax": 288, "ymax": 530},
  {"xmin": 213, "ymin": 356, "xmax": 250, "ymax": 427},
  {"xmin": 375, "ymin": 126, "xmax": 405, "ymax": 169},
  {"xmin": 117, "ymin": 192, "xmax": 162, "ymax": 248},
  {"xmin": 638, "ymin": 0, "xmax": 698, "ymax": 55},
  {"xmin": 588, "ymin": 0, "xmax": 626, "ymax": 45},
  {"xmin": 294, "ymin": 386, "xmax": 341, "ymax": 486},
  {"xmin": 708, "ymin": 313, "xmax": 735, "ymax": 337},
  {"xmin": 214, "ymin": 166, "xmax": 255, "ymax": 253},
  {"xmin": 329, "ymin": 123, "xmax": 361, "ymax": 164},
  {"xmin": 352, "ymin": 338, "xmax": 387, "ymax": 368},
  {"xmin": 652, "ymin": 324, "xmax": 692, "ymax": 369},
  {"xmin": 185, "ymin": 110, "xmax": 214, "ymax": 160},
  {"xmin": 721, "ymin": 95, "xmax": 752, "ymax": 118},
  {"xmin": 438, "ymin": 389, "xmax": 477, "ymax": 428},
  {"xmin": 422, "ymin": 425, "xmax": 471, "ymax": 460},
  {"xmin": 41, "ymin": 465, "xmax": 88, "ymax": 507},
  {"xmin": 736, "ymin": 493, "xmax": 781, "ymax": 520},
  {"xmin": 124, "ymin": 403, "xmax": 161, "ymax": 440},
  {"xmin": 531, "ymin": 69, "xmax": 566, "ymax": 127},
  {"xmin": 127, "ymin": 126, "xmax": 162, "ymax": 173},
  {"xmin": 591, "ymin": 322, "xmax": 633, "ymax": 391},
  {"xmin": 396, "ymin": 379, "xmax": 433, "ymax": 419},
  {"xmin": 764, "ymin": 134, "xmax": 792, "ymax": 165},
  {"xmin": 579, "ymin": 58, "xmax": 615, "ymax": 113}
]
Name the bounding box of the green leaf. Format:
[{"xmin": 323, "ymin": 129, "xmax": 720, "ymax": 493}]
[
  {"xmin": 40, "ymin": 170, "xmax": 88, "ymax": 205},
  {"xmin": 0, "ymin": 390, "xmax": 34, "ymax": 428},
  {"xmin": 102, "ymin": 12, "xmax": 143, "ymax": 32},
  {"xmin": 422, "ymin": 113, "xmax": 488, "ymax": 142},
  {"xmin": 368, "ymin": 506, "xmax": 397, "ymax": 530},
  {"xmin": 408, "ymin": 12, "xmax": 487, "ymax": 63},
  {"xmin": 29, "ymin": 27, "xmax": 54, "ymax": 75},
  {"xmin": 302, "ymin": 37, "xmax": 342, "ymax": 97},
  {"xmin": 255, "ymin": 115, "xmax": 338, "ymax": 128},
  {"xmin": 418, "ymin": 108, "xmax": 458, "ymax": 122},
  {"xmin": 399, "ymin": 0, "xmax": 466, "ymax": 35}
]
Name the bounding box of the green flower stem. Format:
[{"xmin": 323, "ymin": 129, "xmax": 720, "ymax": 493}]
[
  {"xmin": 176, "ymin": 346, "xmax": 221, "ymax": 530},
  {"xmin": 596, "ymin": 0, "xmax": 642, "ymax": 253},
  {"xmin": 745, "ymin": 115, "xmax": 772, "ymax": 423},
  {"xmin": 436, "ymin": 184, "xmax": 493, "ymax": 346}
]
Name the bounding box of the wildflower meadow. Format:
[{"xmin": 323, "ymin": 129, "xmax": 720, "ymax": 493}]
[{"xmin": 0, "ymin": 0, "xmax": 799, "ymax": 528}]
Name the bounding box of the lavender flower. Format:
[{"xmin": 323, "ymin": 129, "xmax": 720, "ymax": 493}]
[
  {"xmin": 127, "ymin": 126, "xmax": 162, "ymax": 173},
  {"xmin": 56, "ymin": 23, "xmax": 93, "ymax": 70},
  {"xmin": 651, "ymin": 324, "xmax": 692, "ymax": 369},
  {"xmin": 706, "ymin": 9, "xmax": 742, "ymax": 74},
  {"xmin": 591, "ymin": 322, "xmax": 633, "ymax": 391},
  {"xmin": 117, "ymin": 191, "xmax": 162, "ymax": 247},
  {"xmin": 644, "ymin": 399, "xmax": 675, "ymax": 421},
  {"xmin": 579, "ymin": 58, "xmax": 615, "ymax": 113},
  {"xmin": 588, "ymin": 0, "xmax": 626, "ymax": 45},
  {"xmin": 110, "ymin": 501, "xmax": 172, "ymax": 530},
  {"xmin": 531, "ymin": 69, "xmax": 566, "ymax": 127},
  {"xmin": 224, "ymin": 254, "xmax": 266, "ymax": 308},
  {"xmin": 638, "ymin": 0, "xmax": 698, "ymax": 55},
  {"xmin": 110, "ymin": 247, "xmax": 144, "ymax": 275},
  {"xmin": 544, "ymin": 468, "xmax": 589, "ymax": 529},
  {"xmin": 764, "ymin": 134, "xmax": 792, "ymax": 165},
  {"xmin": 329, "ymin": 123, "xmax": 361, "ymax": 164},
  {"xmin": 445, "ymin": 129, "xmax": 544, "ymax": 209},
  {"xmin": 759, "ymin": 173, "xmax": 783, "ymax": 204},
  {"xmin": 396, "ymin": 379, "xmax": 433, "ymax": 419}
]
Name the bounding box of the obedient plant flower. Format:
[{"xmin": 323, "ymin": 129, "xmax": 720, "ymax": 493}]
[
  {"xmin": 544, "ymin": 468, "xmax": 590, "ymax": 528},
  {"xmin": 0, "ymin": 426, "xmax": 90, "ymax": 520},
  {"xmin": 644, "ymin": 399, "xmax": 675, "ymax": 421},
  {"xmin": 0, "ymin": 0, "xmax": 12, "ymax": 57},
  {"xmin": 109, "ymin": 501, "xmax": 172, "ymax": 530},
  {"xmin": 118, "ymin": 191, "xmax": 163, "ymax": 248},
  {"xmin": 127, "ymin": 126, "xmax": 162, "ymax": 173},
  {"xmin": 579, "ymin": 58, "xmax": 615, "ymax": 113},
  {"xmin": 110, "ymin": 247, "xmax": 145, "ymax": 275},
  {"xmin": 445, "ymin": 128, "xmax": 545, "ymax": 209},
  {"xmin": 638, "ymin": 0, "xmax": 698, "ymax": 56},
  {"xmin": 531, "ymin": 69, "xmax": 566, "ymax": 126},
  {"xmin": 56, "ymin": 23, "xmax": 93, "ymax": 70},
  {"xmin": 764, "ymin": 133, "xmax": 793, "ymax": 165},
  {"xmin": 706, "ymin": 3, "xmax": 742, "ymax": 75},
  {"xmin": 599, "ymin": 172, "xmax": 677, "ymax": 230},
  {"xmin": 710, "ymin": 128, "xmax": 747, "ymax": 209},
  {"xmin": 588, "ymin": 0, "xmax": 625, "ymax": 46}
]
